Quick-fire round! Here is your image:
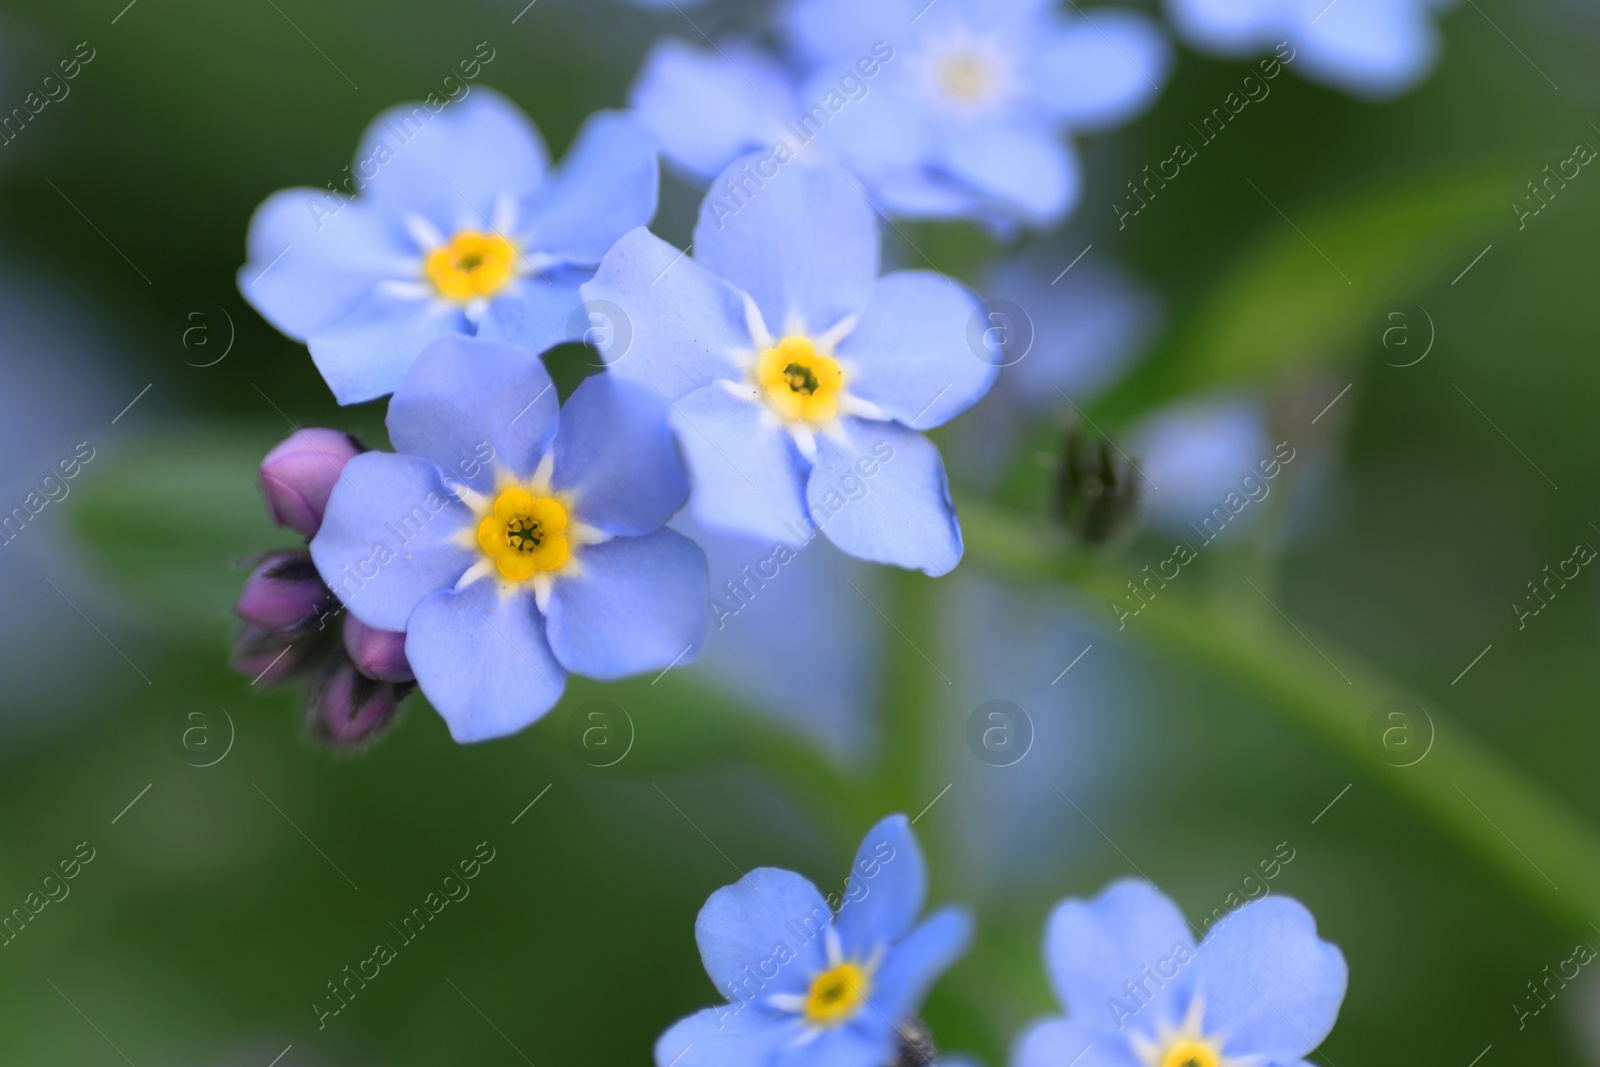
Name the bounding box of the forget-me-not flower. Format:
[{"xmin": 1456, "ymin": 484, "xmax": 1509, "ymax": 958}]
[
  {"xmin": 1014, "ymin": 879, "xmax": 1347, "ymax": 1067},
  {"xmin": 1166, "ymin": 0, "xmax": 1456, "ymax": 99},
  {"xmin": 777, "ymin": 0, "xmax": 1170, "ymax": 228},
  {"xmin": 240, "ymin": 90, "xmax": 658, "ymax": 405},
  {"xmin": 655, "ymin": 814, "xmax": 972, "ymax": 1067},
  {"xmin": 1131, "ymin": 395, "xmax": 1273, "ymax": 531},
  {"xmin": 583, "ymin": 158, "xmax": 996, "ymax": 576},
  {"xmin": 309, "ymin": 334, "xmax": 707, "ymax": 743}
]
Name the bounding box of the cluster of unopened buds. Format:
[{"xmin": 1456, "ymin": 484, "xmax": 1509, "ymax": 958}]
[{"xmin": 232, "ymin": 428, "xmax": 413, "ymax": 747}]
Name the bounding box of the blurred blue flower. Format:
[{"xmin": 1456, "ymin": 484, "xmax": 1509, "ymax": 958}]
[
  {"xmin": 310, "ymin": 335, "xmax": 707, "ymax": 743},
  {"xmin": 583, "ymin": 159, "xmax": 996, "ymax": 575},
  {"xmin": 240, "ymin": 91, "xmax": 658, "ymax": 405},
  {"xmin": 779, "ymin": 0, "xmax": 1170, "ymax": 228},
  {"xmin": 655, "ymin": 814, "xmax": 972, "ymax": 1067},
  {"xmin": 1131, "ymin": 395, "xmax": 1272, "ymax": 531},
  {"xmin": 1014, "ymin": 880, "xmax": 1347, "ymax": 1067},
  {"xmin": 1166, "ymin": 0, "xmax": 1456, "ymax": 99}
]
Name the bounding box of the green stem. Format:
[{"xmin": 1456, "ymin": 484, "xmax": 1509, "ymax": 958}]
[
  {"xmin": 959, "ymin": 501, "xmax": 1600, "ymax": 930},
  {"xmin": 874, "ymin": 567, "xmax": 947, "ymax": 821}
]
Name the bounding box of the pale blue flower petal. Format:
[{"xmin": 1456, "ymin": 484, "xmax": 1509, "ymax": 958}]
[
  {"xmin": 544, "ymin": 529, "xmax": 708, "ymax": 680},
  {"xmin": 693, "ymin": 158, "xmax": 879, "ymax": 337},
  {"xmin": 552, "ymin": 375, "xmax": 689, "ymax": 535},
  {"xmin": 936, "ymin": 124, "xmax": 1080, "ymax": 227},
  {"xmin": 307, "ymin": 288, "xmax": 466, "ymax": 406},
  {"xmin": 780, "ymin": 0, "xmax": 917, "ymax": 64},
  {"xmin": 835, "ymin": 814, "xmax": 927, "ymax": 957},
  {"xmin": 309, "ymin": 452, "xmax": 476, "ymax": 632},
  {"xmin": 1196, "ymin": 896, "xmax": 1348, "ymax": 1063},
  {"xmin": 356, "ymin": 88, "xmax": 549, "ymax": 229},
  {"xmin": 516, "ymin": 110, "xmax": 659, "ymax": 263},
  {"xmin": 695, "ymin": 867, "xmax": 832, "ymax": 997},
  {"xmin": 1165, "ymin": 0, "xmax": 1282, "ymax": 53},
  {"xmin": 473, "ymin": 272, "xmax": 589, "ymax": 358},
  {"xmin": 404, "ymin": 580, "xmax": 567, "ymax": 743},
  {"xmin": 237, "ymin": 188, "xmax": 412, "ymax": 341},
  {"xmin": 582, "ymin": 227, "xmax": 749, "ymax": 400},
  {"xmin": 1013, "ymin": 1019, "xmax": 1142, "ymax": 1067},
  {"xmin": 385, "ymin": 335, "xmax": 559, "ymax": 495},
  {"xmin": 869, "ymin": 906, "xmax": 973, "ymax": 1019},
  {"xmin": 1043, "ymin": 879, "xmax": 1198, "ymax": 1035},
  {"xmin": 675, "ymin": 383, "xmax": 809, "ymax": 544},
  {"xmin": 839, "ymin": 271, "xmax": 993, "ymax": 430},
  {"xmin": 654, "ymin": 1006, "xmax": 788, "ymax": 1067},
  {"xmin": 772, "ymin": 1025, "xmax": 893, "ymax": 1067},
  {"xmin": 1132, "ymin": 396, "xmax": 1272, "ymax": 530},
  {"xmin": 1024, "ymin": 13, "xmax": 1171, "ymax": 129},
  {"xmin": 809, "ymin": 418, "xmax": 962, "ymax": 576}
]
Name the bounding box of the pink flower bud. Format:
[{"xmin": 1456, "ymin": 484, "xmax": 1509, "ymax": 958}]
[
  {"xmin": 343, "ymin": 615, "xmax": 413, "ymax": 683},
  {"xmin": 230, "ymin": 626, "xmax": 307, "ymax": 684},
  {"xmin": 309, "ymin": 661, "xmax": 406, "ymax": 747},
  {"xmin": 259, "ymin": 428, "xmax": 364, "ymax": 537},
  {"xmin": 235, "ymin": 552, "xmax": 329, "ymax": 632}
]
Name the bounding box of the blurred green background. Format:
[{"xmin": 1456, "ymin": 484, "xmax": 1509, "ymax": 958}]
[{"xmin": 1, "ymin": 0, "xmax": 1598, "ymax": 1063}]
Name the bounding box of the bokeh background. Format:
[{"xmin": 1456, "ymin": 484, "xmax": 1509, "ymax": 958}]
[{"xmin": 1, "ymin": 0, "xmax": 1599, "ymax": 1063}]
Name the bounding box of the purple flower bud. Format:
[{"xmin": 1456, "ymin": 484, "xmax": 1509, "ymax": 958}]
[
  {"xmin": 308, "ymin": 661, "xmax": 407, "ymax": 747},
  {"xmin": 236, "ymin": 552, "xmax": 330, "ymax": 632},
  {"xmin": 231, "ymin": 626, "xmax": 307, "ymax": 684},
  {"xmin": 259, "ymin": 428, "xmax": 364, "ymax": 537},
  {"xmin": 343, "ymin": 615, "xmax": 414, "ymax": 683}
]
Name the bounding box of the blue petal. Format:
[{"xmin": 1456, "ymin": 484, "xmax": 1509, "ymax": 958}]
[
  {"xmin": 1164, "ymin": 0, "xmax": 1282, "ymax": 54},
  {"xmin": 356, "ymin": 88, "xmax": 549, "ymax": 230},
  {"xmin": 808, "ymin": 418, "xmax": 961, "ymax": 576},
  {"xmin": 544, "ymin": 529, "xmax": 708, "ymax": 680},
  {"xmin": 237, "ymin": 188, "xmax": 412, "ymax": 341},
  {"xmin": 869, "ymin": 906, "xmax": 972, "ymax": 1019},
  {"xmin": 780, "ymin": 0, "xmax": 918, "ymax": 64},
  {"xmin": 1131, "ymin": 396, "xmax": 1271, "ymax": 531},
  {"xmin": 675, "ymin": 383, "xmax": 810, "ymax": 544},
  {"xmin": 1195, "ymin": 896, "xmax": 1348, "ymax": 1063},
  {"xmin": 517, "ymin": 110, "xmax": 659, "ymax": 263},
  {"xmin": 839, "ymin": 271, "xmax": 994, "ymax": 430},
  {"xmin": 582, "ymin": 227, "xmax": 749, "ymax": 400},
  {"xmin": 935, "ymin": 123, "xmax": 1079, "ymax": 227},
  {"xmin": 405, "ymin": 579, "xmax": 567, "ymax": 743},
  {"xmin": 694, "ymin": 158, "xmax": 879, "ymax": 337},
  {"xmin": 1043, "ymin": 879, "xmax": 1198, "ymax": 1037},
  {"xmin": 630, "ymin": 38, "xmax": 798, "ymax": 182},
  {"xmin": 551, "ymin": 375, "xmax": 689, "ymax": 535},
  {"xmin": 835, "ymin": 814, "xmax": 927, "ymax": 958},
  {"xmin": 473, "ymin": 272, "xmax": 589, "ymax": 360},
  {"xmin": 772, "ymin": 1024, "xmax": 894, "ymax": 1067},
  {"xmin": 1024, "ymin": 13, "xmax": 1169, "ymax": 130},
  {"xmin": 386, "ymin": 335, "xmax": 559, "ymax": 495},
  {"xmin": 695, "ymin": 867, "xmax": 832, "ymax": 998},
  {"xmin": 654, "ymin": 1005, "xmax": 789, "ymax": 1067},
  {"xmin": 309, "ymin": 452, "xmax": 476, "ymax": 632},
  {"xmin": 1013, "ymin": 1018, "xmax": 1141, "ymax": 1067},
  {"xmin": 307, "ymin": 288, "xmax": 466, "ymax": 405},
  {"xmin": 1297, "ymin": 0, "xmax": 1442, "ymax": 99}
]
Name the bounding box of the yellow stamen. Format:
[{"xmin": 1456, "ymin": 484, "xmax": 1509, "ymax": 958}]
[
  {"xmin": 1158, "ymin": 1039, "xmax": 1221, "ymax": 1067},
  {"xmin": 937, "ymin": 52, "xmax": 998, "ymax": 104},
  {"xmin": 804, "ymin": 962, "xmax": 869, "ymax": 1026},
  {"xmin": 756, "ymin": 335, "xmax": 844, "ymax": 424},
  {"xmin": 425, "ymin": 229, "xmax": 518, "ymax": 301},
  {"xmin": 476, "ymin": 488, "xmax": 570, "ymax": 580}
]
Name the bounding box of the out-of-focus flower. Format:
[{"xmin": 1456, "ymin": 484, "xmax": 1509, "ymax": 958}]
[
  {"xmin": 655, "ymin": 814, "xmax": 972, "ymax": 1067},
  {"xmin": 1130, "ymin": 395, "xmax": 1273, "ymax": 532},
  {"xmin": 1014, "ymin": 880, "xmax": 1348, "ymax": 1067},
  {"xmin": 310, "ymin": 335, "xmax": 707, "ymax": 743},
  {"xmin": 239, "ymin": 91, "xmax": 658, "ymax": 405},
  {"xmin": 233, "ymin": 428, "xmax": 413, "ymax": 748},
  {"xmin": 779, "ymin": 0, "xmax": 1169, "ymax": 228},
  {"xmin": 1166, "ymin": 0, "xmax": 1456, "ymax": 99},
  {"xmin": 584, "ymin": 159, "xmax": 995, "ymax": 575}
]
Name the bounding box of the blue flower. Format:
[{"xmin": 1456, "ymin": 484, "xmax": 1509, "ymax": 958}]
[
  {"xmin": 1166, "ymin": 0, "xmax": 1455, "ymax": 99},
  {"xmin": 239, "ymin": 90, "xmax": 658, "ymax": 405},
  {"xmin": 655, "ymin": 814, "xmax": 972, "ymax": 1067},
  {"xmin": 309, "ymin": 334, "xmax": 707, "ymax": 743},
  {"xmin": 582, "ymin": 159, "xmax": 996, "ymax": 575},
  {"xmin": 1130, "ymin": 395, "xmax": 1272, "ymax": 530},
  {"xmin": 1014, "ymin": 880, "xmax": 1347, "ymax": 1067},
  {"xmin": 777, "ymin": 0, "xmax": 1169, "ymax": 228}
]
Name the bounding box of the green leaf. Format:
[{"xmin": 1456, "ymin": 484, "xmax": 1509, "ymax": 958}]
[
  {"xmin": 69, "ymin": 425, "xmax": 289, "ymax": 628},
  {"xmin": 1100, "ymin": 169, "xmax": 1513, "ymax": 420}
]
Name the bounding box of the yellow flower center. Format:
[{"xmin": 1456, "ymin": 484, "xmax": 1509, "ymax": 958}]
[
  {"xmin": 426, "ymin": 229, "xmax": 517, "ymax": 301},
  {"xmin": 476, "ymin": 487, "xmax": 570, "ymax": 581},
  {"xmin": 804, "ymin": 962, "xmax": 869, "ymax": 1026},
  {"xmin": 1158, "ymin": 1038, "xmax": 1221, "ymax": 1067},
  {"xmin": 757, "ymin": 335, "xmax": 844, "ymax": 423},
  {"xmin": 937, "ymin": 51, "xmax": 998, "ymax": 104}
]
